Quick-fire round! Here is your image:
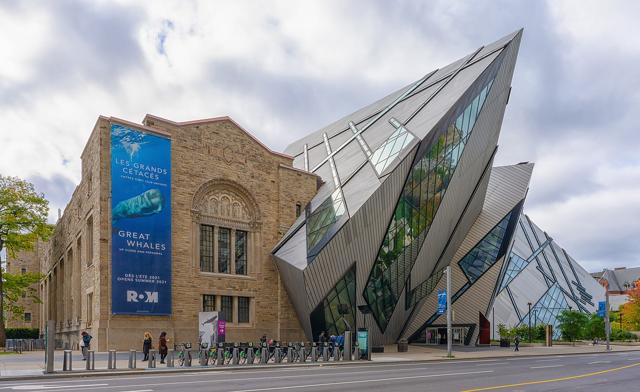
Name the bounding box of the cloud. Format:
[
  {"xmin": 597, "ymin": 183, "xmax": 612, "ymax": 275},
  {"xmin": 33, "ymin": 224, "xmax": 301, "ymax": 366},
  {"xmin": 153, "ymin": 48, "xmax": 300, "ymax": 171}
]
[{"xmin": 1, "ymin": 0, "xmax": 638, "ymax": 271}]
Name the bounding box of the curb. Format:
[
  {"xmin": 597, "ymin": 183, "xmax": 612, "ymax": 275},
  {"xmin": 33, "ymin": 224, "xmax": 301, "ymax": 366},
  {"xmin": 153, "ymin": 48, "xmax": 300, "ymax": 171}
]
[{"xmin": 2, "ymin": 348, "xmax": 640, "ymax": 382}]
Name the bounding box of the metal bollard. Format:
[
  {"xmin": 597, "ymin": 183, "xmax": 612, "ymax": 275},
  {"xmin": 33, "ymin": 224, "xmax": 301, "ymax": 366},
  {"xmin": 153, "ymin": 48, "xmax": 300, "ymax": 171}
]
[
  {"xmin": 344, "ymin": 331, "xmax": 352, "ymax": 361},
  {"xmin": 216, "ymin": 343, "xmax": 224, "ymax": 366},
  {"xmin": 148, "ymin": 350, "xmax": 156, "ymax": 368},
  {"xmin": 246, "ymin": 343, "xmax": 255, "ymax": 364},
  {"xmin": 166, "ymin": 350, "xmax": 175, "ymax": 367},
  {"xmin": 128, "ymin": 350, "xmax": 137, "ymax": 369},
  {"xmin": 274, "ymin": 343, "xmax": 282, "ymax": 363},
  {"xmin": 199, "ymin": 349, "xmax": 208, "ymax": 366},
  {"xmin": 185, "ymin": 350, "xmax": 192, "ymax": 367},
  {"xmin": 311, "ymin": 342, "xmax": 318, "ymax": 362},
  {"xmin": 299, "ymin": 343, "xmax": 306, "ymax": 363},
  {"xmin": 353, "ymin": 341, "xmax": 359, "ymax": 360},
  {"xmin": 232, "ymin": 344, "xmax": 239, "ymax": 365},
  {"xmin": 322, "ymin": 342, "xmax": 329, "ymax": 361},
  {"xmin": 108, "ymin": 349, "xmax": 117, "ymax": 369},
  {"xmin": 63, "ymin": 350, "xmax": 72, "ymax": 371},
  {"xmin": 260, "ymin": 343, "xmax": 268, "ymax": 364},
  {"xmin": 86, "ymin": 350, "xmax": 95, "ymax": 370},
  {"xmin": 287, "ymin": 343, "xmax": 294, "ymax": 363}
]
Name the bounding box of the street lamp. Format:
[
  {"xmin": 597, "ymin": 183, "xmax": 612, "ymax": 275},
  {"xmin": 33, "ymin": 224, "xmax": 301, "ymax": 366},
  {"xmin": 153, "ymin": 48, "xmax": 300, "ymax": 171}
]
[{"xmin": 527, "ymin": 302, "xmax": 532, "ymax": 343}]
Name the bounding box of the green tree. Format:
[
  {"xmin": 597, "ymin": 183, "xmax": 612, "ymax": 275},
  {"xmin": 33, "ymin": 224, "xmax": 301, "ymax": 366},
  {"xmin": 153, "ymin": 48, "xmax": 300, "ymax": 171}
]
[
  {"xmin": 557, "ymin": 310, "xmax": 589, "ymax": 344},
  {"xmin": 584, "ymin": 313, "xmax": 605, "ymax": 340},
  {"xmin": 0, "ymin": 175, "xmax": 52, "ymax": 347}
]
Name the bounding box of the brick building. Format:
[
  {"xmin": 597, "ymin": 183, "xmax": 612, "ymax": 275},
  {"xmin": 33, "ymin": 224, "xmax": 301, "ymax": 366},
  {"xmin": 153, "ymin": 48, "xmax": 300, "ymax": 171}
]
[{"xmin": 37, "ymin": 114, "xmax": 318, "ymax": 350}]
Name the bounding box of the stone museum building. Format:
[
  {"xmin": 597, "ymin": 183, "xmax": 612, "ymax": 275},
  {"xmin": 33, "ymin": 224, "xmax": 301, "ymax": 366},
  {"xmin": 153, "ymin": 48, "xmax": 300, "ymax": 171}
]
[
  {"xmin": 5, "ymin": 242, "xmax": 44, "ymax": 330},
  {"xmin": 36, "ymin": 114, "xmax": 318, "ymax": 350},
  {"xmin": 13, "ymin": 30, "xmax": 607, "ymax": 349}
]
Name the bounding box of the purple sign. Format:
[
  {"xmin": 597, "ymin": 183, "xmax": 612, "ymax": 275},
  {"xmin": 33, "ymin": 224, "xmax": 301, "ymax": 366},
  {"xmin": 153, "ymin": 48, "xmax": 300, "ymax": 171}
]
[{"xmin": 217, "ymin": 320, "xmax": 226, "ymax": 343}]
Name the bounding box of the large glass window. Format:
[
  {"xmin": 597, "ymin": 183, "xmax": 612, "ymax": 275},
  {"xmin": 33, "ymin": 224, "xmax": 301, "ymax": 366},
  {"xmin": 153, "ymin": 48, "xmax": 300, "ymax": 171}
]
[
  {"xmin": 364, "ymin": 61, "xmax": 500, "ymax": 331},
  {"xmin": 306, "ymin": 188, "xmax": 346, "ymax": 255},
  {"xmin": 370, "ymin": 119, "xmax": 416, "ymax": 175},
  {"xmin": 202, "ymin": 294, "xmax": 216, "ymax": 312},
  {"xmin": 200, "ymin": 225, "xmax": 214, "ymax": 272},
  {"xmin": 519, "ymin": 283, "xmax": 568, "ymax": 339},
  {"xmin": 221, "ymin": 295, "xmax": 233, "ymax": 322},
  {"xmin": 310, "ymin": 266, "xmax": 356, "ymax": 340},
  {"xmin": 218, "ymin": 228, "xmax": 230, "ymax": 274},
  {"xmin": 235, "ymin": 230, "xmax": 247, "ymax": 275},
  {"xmin": 498, "ymin": 253, "xmax": 529, "ymax": 292},
  {"xmin": 458, "ymin": 211, "xmax": 512, "ymax": 284},
  {"xmin": 238, "ymin": 296, "xmax": 250, "ymax": 323}
]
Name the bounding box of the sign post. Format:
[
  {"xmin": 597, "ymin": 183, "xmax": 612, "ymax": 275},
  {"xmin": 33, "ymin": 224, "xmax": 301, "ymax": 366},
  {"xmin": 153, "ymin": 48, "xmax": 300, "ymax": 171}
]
[{"xmin": 446, "ymin": 266, "xmax": 452, "ymax": 358}]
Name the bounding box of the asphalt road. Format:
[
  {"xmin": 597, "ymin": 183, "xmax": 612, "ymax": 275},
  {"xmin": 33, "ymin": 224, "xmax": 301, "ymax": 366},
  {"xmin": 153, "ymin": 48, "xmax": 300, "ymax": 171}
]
[{"xmin": 1, "ymin": 351, "xmax": 639, "ymax": 391}]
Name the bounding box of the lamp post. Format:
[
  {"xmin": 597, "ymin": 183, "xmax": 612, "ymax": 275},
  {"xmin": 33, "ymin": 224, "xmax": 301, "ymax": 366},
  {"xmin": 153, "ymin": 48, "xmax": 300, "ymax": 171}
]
[{"xmin": 527, "ymin": 302, "xmax": 532, "ymax": 343}]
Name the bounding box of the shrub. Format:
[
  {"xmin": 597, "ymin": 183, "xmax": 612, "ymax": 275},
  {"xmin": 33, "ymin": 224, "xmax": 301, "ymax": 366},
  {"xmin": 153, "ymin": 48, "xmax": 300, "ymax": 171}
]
[{"xmin": 5, "ymin": 328, "xmax": 40, "ymax": 339}]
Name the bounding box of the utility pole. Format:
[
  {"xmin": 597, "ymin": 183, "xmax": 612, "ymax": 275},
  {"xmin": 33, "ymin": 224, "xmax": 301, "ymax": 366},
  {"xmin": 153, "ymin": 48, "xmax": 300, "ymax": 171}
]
[
  {"xmin": 605, "ymin": 286, "xmax": 611, "ymax": 351},
  {"xmin": 527, "ymin": 302, "xmax": 532, "ymax": 343},
  {"xmin": 446, "ymin": 265, "xmax": 452, "ymax": 358}
]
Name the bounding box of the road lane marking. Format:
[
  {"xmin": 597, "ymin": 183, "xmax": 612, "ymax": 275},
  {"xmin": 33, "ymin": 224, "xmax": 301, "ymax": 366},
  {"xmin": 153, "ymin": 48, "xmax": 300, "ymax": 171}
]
[
  {"xmin": 530, "ymin": 365, "xmax": 563, "ymax": 369},
  {"xmin": 3, "ymin": 384, "xmax": 108, "ymax": 390},
  {"xmin": 534, "ymin": 358, "xmax": 560, "ymax": 362},
  {"xmin": 460, "ymin": 361, "xmax": 640, "ymax": 391},
  {"xmin": 225, "ymin": 370, "xmax": 494, "ymax": 392},
  {"xmin": 475, "ymin": 362, "xmax": 507, "ymax": 366},
  {"xmin": 588, "ymin": 361, "xmax": 611, "ymax": 364}
]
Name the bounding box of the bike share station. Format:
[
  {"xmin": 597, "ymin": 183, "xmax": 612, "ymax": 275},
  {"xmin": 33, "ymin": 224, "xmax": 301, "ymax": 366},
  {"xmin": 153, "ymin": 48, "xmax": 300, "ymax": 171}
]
[{"xmin": 48, "ymin": 311, "xmax": 372, "ymax": 372}]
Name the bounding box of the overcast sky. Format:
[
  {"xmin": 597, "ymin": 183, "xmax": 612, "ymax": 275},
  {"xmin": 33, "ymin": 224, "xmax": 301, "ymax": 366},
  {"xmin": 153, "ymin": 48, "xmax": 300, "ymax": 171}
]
[{"xmin": 1, "ymin": 0, "xmax": 639, "ymax": 272}]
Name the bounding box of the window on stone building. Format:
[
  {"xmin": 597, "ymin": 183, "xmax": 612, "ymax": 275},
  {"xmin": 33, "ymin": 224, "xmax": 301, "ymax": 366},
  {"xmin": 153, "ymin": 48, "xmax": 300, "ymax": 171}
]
[
  {"xmin": 221, "ymin": 295, "xmax": 233, "ymax": 322},
  {"xmin": 202, "ymin": 294, "xmax": 216, "ymax": 312},
  {"xmin": 296, "ymin": 203, "xmax": 302, "ymax": 218},
  {"xmin": 218, "ymin": 228, "xmax": 230, "ymax": 274},
  {"xmin": 87, "ymin": 293, "xmax": 93, "ymax": 326},
  {"xmin": 86, "ymin": 216, "xmax": 93, "ymax": 266},
  {"xmin": 200, "ymin": 225, "xmax": 214, "ymax": 272},
  {"xmin": 21, "ymin": 268, "xmax": 26, "ymax": 274},
  {"xmin": 77, "ymin": 236, "xmax": 82, "ymax": 265},
  {"xmin": 235, "ymin": 230, "xmax": 247, "ymax": 275},
  {"xmin": 24, "ymin": 313, "xmax": 31, "ymax": 322},
  {"xmin": 238, "ymin": 296, "xmax": 250, "ymax": 323}
]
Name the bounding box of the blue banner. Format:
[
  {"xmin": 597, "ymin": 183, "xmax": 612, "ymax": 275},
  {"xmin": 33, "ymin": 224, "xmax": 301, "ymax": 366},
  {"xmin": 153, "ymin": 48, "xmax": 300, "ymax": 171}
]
[
  {"xmin": 437, "ymin": 289, "xmax": 447, "ymax": 315},
  {"xmin": 111, "ymin": 124, "xmax": 171, "ymax": 315},
  {"xmin": 597, "ymin": 301, "xmax": 606, "ymax": 318}
]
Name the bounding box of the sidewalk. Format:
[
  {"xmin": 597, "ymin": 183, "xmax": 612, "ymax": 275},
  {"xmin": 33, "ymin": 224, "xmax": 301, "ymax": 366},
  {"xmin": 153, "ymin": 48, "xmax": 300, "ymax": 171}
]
[{"xmin": 1, "ymin": 343, "xmax": 638, "ymax": 379}]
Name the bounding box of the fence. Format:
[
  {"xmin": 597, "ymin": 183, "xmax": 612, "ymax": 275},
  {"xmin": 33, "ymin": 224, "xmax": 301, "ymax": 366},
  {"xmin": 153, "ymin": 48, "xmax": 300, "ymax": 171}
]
[{"xmin": 5, "ymin": 339, "xmax": 45, "ymax": 352}]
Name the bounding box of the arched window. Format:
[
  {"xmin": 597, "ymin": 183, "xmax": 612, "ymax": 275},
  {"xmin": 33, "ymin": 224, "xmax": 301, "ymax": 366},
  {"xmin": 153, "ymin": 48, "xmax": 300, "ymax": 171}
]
[{"xmin": 192, "ymin": 179, "xmax": 261, "ymax": 276}]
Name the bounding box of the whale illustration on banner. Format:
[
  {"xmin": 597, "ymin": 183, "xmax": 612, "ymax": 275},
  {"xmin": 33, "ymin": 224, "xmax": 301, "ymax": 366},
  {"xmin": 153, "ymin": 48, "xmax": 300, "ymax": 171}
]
[{"xmin": 112, "ymin": 188, "xmax": 165, "ymax": 221}]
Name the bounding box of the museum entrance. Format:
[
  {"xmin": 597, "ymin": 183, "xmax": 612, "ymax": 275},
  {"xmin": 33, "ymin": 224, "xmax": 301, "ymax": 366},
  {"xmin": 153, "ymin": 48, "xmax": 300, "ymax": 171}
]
[{"xmin": 423, "ymin": 326, "xmax": 468, "ymax": 345}]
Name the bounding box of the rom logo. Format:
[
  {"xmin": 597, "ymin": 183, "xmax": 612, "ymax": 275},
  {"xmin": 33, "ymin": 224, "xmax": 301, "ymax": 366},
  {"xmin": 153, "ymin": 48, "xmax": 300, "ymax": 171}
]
[{"xmin": 127, "ymin": 290, "xmax": 158, "ymax": 303}]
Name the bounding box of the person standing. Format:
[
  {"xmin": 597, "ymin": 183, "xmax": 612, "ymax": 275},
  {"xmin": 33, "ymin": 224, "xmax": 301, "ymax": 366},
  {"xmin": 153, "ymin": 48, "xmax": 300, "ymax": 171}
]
[
  {"xmin": 159, "ymin": 332, "xmax": 169, "ymax": 364},
  {"xmin": 143, "ymin": 331, "xmax": 153, "ymax": 361},
  {"xmin": 80, "ymin": 331, "xmax": 92, "ymax": 360},
  {"xmin": 514, "ymin": 335, "xmax": 520, "ymax": 352}
]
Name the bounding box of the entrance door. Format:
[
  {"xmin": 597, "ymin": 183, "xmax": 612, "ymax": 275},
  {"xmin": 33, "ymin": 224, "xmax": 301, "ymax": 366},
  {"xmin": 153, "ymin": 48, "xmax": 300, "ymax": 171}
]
[{"xmin": 479, "ymin": 312, "xmax": 491, "ymax": 345}]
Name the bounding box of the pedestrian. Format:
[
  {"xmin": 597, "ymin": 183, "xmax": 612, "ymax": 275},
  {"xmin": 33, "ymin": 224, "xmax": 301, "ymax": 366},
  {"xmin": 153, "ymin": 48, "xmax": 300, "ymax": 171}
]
[
  {"xmin": 80, "ymin": 331, "xmax": 92, "ymax": 360},
  {"xmin": 159, "ymin": 331, "xmax": 169, "ymax": 364},
  {"xmin": 317, "ymin": 331, "xmax": 325, "ymax": 344},
  {"xmin": 514, "ymin": 335, "xmax": 520, "ymax": 352},
  {"xmin": 260, "ymin": 334, "xmax": 267, "ymax": 345},
  {"xmin": 143, "ymin": 331, "xmax": 153, "ymax": 361}
]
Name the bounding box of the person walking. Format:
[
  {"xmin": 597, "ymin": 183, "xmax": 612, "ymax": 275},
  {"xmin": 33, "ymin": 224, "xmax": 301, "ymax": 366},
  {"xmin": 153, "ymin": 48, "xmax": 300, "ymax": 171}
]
[
  {"xmin": 80, "ymin": 331, "xmax": 92, "ymax": 360},
  {"xmin": 514, "ymin": 335, "xmax": 520, "ymax": 352},
  {"xmin": 143, "ymin": 331, "xmax": 153, "ymax": 361},
  {"xmin": 159, "ymin": 331, "xmax": 169, "ymax": 364}
]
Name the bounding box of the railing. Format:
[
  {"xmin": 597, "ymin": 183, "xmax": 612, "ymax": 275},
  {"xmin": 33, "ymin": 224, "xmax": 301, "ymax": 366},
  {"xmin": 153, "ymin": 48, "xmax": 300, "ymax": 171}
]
[{"xmin": 6, "ymin": 339, "xmax": 45, "ymax": 352}]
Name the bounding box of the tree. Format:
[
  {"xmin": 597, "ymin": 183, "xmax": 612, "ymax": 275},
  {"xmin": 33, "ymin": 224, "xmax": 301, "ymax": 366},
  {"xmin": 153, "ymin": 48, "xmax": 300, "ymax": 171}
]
[
  {"xmin": 3, "ymin": 271, "xmax": 43, "ymax": 320},
  {"xmin": 620, "ymin": 279, "xmax": 640, "ymax": 331},
  {"xmin": 557, "ymin": 310, "xmax": 589, "ymax": 344},
  {"xmin": 0, "ymin": 175, "xmax": 52, "ymax": 347},
  {"xmin": 584, "ymin": 313, "xmax": 605, "ymax": 340}
]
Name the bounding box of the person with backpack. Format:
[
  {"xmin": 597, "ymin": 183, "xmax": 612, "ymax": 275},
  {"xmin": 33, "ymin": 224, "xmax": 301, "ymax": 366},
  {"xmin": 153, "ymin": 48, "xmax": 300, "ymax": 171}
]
[
  {"xmin": 514, "ymin": 335, "xmax": 520, "ymax": 352},
  {"xmin": 80, "ymin": 331, "xmax": 92, "ymax": 360}
]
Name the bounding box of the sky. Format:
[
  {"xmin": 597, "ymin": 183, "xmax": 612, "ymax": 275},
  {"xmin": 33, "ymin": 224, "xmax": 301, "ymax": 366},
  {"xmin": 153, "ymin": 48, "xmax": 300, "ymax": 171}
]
[{"xmin": 1, "ymin": 0, "xmax": 639, "ymax": 273}]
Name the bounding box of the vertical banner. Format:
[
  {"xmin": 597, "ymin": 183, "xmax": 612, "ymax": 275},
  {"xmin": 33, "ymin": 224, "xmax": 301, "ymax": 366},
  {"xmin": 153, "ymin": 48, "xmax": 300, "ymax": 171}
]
[
  {"xmin": 111, "ymin": 124, "xmax": 171, "ymax": 315},
  {"xmin": 437, "ymin": 289, "xmax": 447, "ymax": 315},
  {"xmin": 199, "ymin": 312, "xmax": 218, "ymax": 348}
]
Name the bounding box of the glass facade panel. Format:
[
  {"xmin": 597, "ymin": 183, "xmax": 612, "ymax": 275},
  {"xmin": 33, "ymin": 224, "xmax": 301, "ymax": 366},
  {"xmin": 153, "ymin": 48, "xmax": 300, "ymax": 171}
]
[
  {"xmin": 519, "ymin": 283, "xmax": 568, "ymax": 339},
  {"xmin": 370, "ymin": 124, "xmax": 416, "ymax": 175},
  {"xmin": 235, "ymin": 230, "xmax": 248, "ymax": 275},
  {"xmin": 306, "ymin": 188, "xmax": 347, "ymax": 257},
  {"xmin": 498, "ymin": 253, "xmax": 530, "ymax": 292},
  {"xmin": 364, "ymin": 64, "xmax": 500, "ymax": 331},
  {"xmin": 218, "ymin": 228, "xmax": 230, "ymax": 273},
  {"xmin": 200, "ymin": 224, "xmax": 214, "ymax": 272},
  {"xmin": 459, "ymin": 212, "xmax": 512, "ymax": 283},
  {"xmin": 310, "ymin": 266, "xmax": 356, "ymax": 340},
  {"xmin": 407, "ymin": 267, "xmax": 445, "ymax": 309}
]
